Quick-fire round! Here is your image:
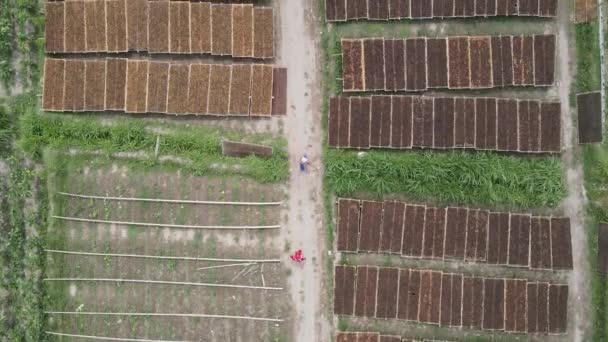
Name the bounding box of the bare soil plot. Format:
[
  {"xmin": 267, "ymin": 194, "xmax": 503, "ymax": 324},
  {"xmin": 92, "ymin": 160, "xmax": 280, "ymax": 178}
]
[
  {"xmin": 512, "ymin": 35, "xmax": 533, "ymax": 86},
  {"xmin": 474, "ymin": 98, "xmax": 497, "ymax": 150},
  {"xmin": 64, "ymin": 1, "xmax": 85, "ymax": 52},
  {"xmin": 418, "ymin": 270, "xmax": 441, "ymax": 324},
  {"xmin": 433, "ymin": 97, "xmax": 455, "ymax": 148},
  {"xmin": 233, "ymin": 5, "xmax": 254, "ymax": 57},
  {"xmin": 271, "ymin": 68, "xmax": 287, "ymax": 116},
  {"xmin": 42, "ymin": 59, "xmax": 65, "ymax": 111},
  {"xmin": 250, "ymin": 65, "xmax": 274, "ymax": 117},
  {"xmin": 383, "ymin": 40, "xmax": 406, "ymax": 91},
  {"xmin": 379, "ymin": 201, "xmax": 405, "ymax": 253},
  {"xmin": 411, "ymin": 0, "xmax": 432, "ymax": 18},
  {"xmin": 370, "ymin": 96, "xmax": 392, "ymax": 147},
  {"xmin": 444, "ymin": 207, "xmax": 467, "ymax": 260},
  {"xmin": 208, "ymin": 65, "xmax": 231, "ymax": 115},
  {"xmin": 148, "ymin": 0, "xmax": 170, "ymax": 53},
  {"xmin": 461, "ymin": 276, "xmax": 483, "ymax": 329},
  {"xmin": 326, "ymin": 0, "xmax": 345, "ymax": 21},
  {"xmin": 211, "ymin": 4, "xmax": 233, "ymax": 55},
  {"xmin": 530, "ymin": 217, "xmax": 552, "ymax": 270},
  {"xmin": 146, "ymin": 62, "xmax": 170, "ymax": 114},
  {"xmin": 504, "ymin": 279, "xmax": 527, "ymax": 333},
  {"xmin": 368, "ymin": 0, "xmax": 390, "ymax": 19},
  {"xmin": 170, "ymin": 1, "xmax": 191, "ymax": 53},
  {"xmin": 342, "ymin": 40, "xmax": 365, "ymax": 91},
  {"xmin": 84, "ymin": 60, "xmax": 106, "ymax": 111},
  {"xmin": 329, "ymin": 97, "xmax": 349, "ymax": 147},
  {"xmin": 534, "ymin": 35, "xmax": 556, "ymax": 86},
  {"xmin": 448, "ymin": 37, "xmax": 470, "ymax": 89},
  {"xmin": 376, "ymin": 267, "xmax": 399, "ymax": 319},
  {"xmin": 84, "ymin": 0, "xmax": 107, "ymax": 52},
  {"xmin": 63, "ymin": 60, "xmax": 86, "ymax": 111},
  {"xmin": 519, "ymin": 0, "xmax": 540, "ymax": 15},
  {"xmin": 507, "ymin": 214, "xmax": 531, "ymax": 267},
  {"xmin": 167, "ymin": 64, "xmax": 190, "ymax": 114},
  {"xmin": 349, "ymin": 97, "xmax": 372, "ymax": 149},
  {"xmin": 125, "ymin": 60, "xmax": 148, "ymax": 113},
  {"xmin": 482, "ymin": 278, "xmax": 505, "ymax": 330},
  {"xmin": 389, "ymin": 0, "xmax": 410, "ymax": 18},
  {"xmin": 575, "ymin": 0, "xmax": 598, "ymax": 23},
  {"xmin": 487, "ymin": 212, "xmax": 509, "ymax": 265},
  {"xmin": 432, "ymin": 208, "xmax": 447, "ymax": 258},
  {"xmin": 466, "ymin": 209, "xmax": 489, "ymax": 262},
  {"xmin": 469, "ymin": 37, "xmax": 493, "ymax": 88},
  {"xmin": 397, "ymin": 269, "xmax": 419, "ymax": 320},
  {"xmin": 359, "ymin": 200, "xmax": 383, "ymax": 253},
  {"xmin": 600, "ymin": 223, "xmax": 608, "ymax": 274},
  {"xmin": 45, "ymin": 2, "xmax": 65, "ymax": 52},
  {"xmin": 427, "ymin": 38, "xmax": 448, "ymax": 89},
  {"xmin": 496, "ymin": 99, "xmax": 519, "ymax": 151},
  {"xmin": 187, "ymin": 64, "xmax": 210, "ymax": 115},
  {"xmin": 475, "ymin": 0, "xmax": 497, "ymax": 15},
  {"xmin": 440, "ymin": 273, "xmax": 463, "ymax": 327},
  {"xmin": 190, "ymin": 2, "xmax": 212, "ymax": 53},
  {"xmin": 337, "ymin": 199, "xmax": 361, "ymax": 252},
  {"xmin": 577, "ymin": 92, "xmax": 603, "ymax": 144},
  {"xmin": 228, "ymin": 65, "xmax": 253, "ymax": 116},
  {"xmin": 539, "ymin": 0, "xmax": 558, "ymax": 16},
  {"xmin": 414, "ymin": 97, "xmax": 433, "ymax": 147},
  {"xmin": 334, "ymin": 265, "xmax": 357, "ymax": 315},
  {"xmin": 434, "ymin": 0, "xmax": 455, "ymax": 17},
  {"xmin": 548, "ymin": 284, "xmax": 568, "ymax": 333},
  {"xmin": 253, "ymin": 8, "xmax": 274, "ymax": 58},
  {"xmin": 106, "ymin": 0, "xmax": 127, "ymax": 52},
  {"xmin": 390, "ymin": 96, "xmax": 413, "ymax": 148},
  {"xmin": 222, "ymin": 141, "xmax": 272, "ymax": 158},
  {"xmin": 363, "ymin": 39, "xmax": 386, "ymax": 91},
  {"xmin": 550, "ymin": 218, "xmax": 574, "ymax": 269},
  {"xmin": 105, "ymin": 58, "xmax": 127, "ymax": 111},
  {"xmin": 406, "ymin": 38, "xmax": 427, "ymax": 91},
  {"xmin": 527, "ymin": 282, "xmax": 550, "ymax": 334},
  {"xmin": 540, "ymin": 102, "xmax": 562, "ymax": 152},
  {"xmin": 126, "ymin": 0, "xmax": 148, "ymax": 51},
  {"xmin": 354, "ymin": 266, "xmax": 378, "ymax": 317}
]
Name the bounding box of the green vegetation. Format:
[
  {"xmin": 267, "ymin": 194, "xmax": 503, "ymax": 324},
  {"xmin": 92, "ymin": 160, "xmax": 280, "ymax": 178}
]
[
  {"xmin": 0, "ymin": 104, "xmax": 12, "ymax": 154},
  {"xmin": 15, "ymin": 0, "xmax": 43, "ymax": 89},
  {"xmin": 575, "ymin": 22, "xmax": 602, "ymax": 94},
  {"xmin": 0, "ymin": 0, "xmax": 15, "ymax": 92},
  {"xmin": 326, "ymin": 149, "xmax": 565, "ymax": 209},
  {"xmin": 0, "ymin": 157, "xmax": 47, "ymax": 341}
]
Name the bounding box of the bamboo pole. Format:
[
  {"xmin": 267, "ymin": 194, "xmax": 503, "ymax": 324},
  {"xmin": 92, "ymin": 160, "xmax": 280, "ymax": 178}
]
[
  {"xmin": 197, "ymin": 263, "xmax": 254, "ymax": 271},
  {"xmin": 52, "ymin": 216, "xmax": 280, "ymax": 230},
  {"xmin": 46, "ymin": 332, "xmax": 194, "ymax": 342},
  {"xmin": 57, "ymin": 192, "xmax": 282, "ymax": 206},
  {"xmin": 43, "ymin": 278, "xmax": 282, "ymax": 291},
  {"xmin": 45, "ymin": 312, "xmax": 284, "ymax": 322},
  {"xmin": 45, "ymin": 249, "xmax": 280, "ymax": 263}
]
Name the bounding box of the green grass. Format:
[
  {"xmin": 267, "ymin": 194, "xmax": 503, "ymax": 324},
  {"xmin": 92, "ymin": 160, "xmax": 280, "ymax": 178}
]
[
  {"xmin": 575, "ymin": 22, "xmax": 602, "ymax": 95},
  {"xmin": 325, "ymin": 149, "xmax": 566, "ymax": 209},
  {"xmin": 0, "ymin": 0, "xmax": 15, "ymax": 93},
  {"xmin": 15, "ymin": 99, "xmax": 289, "ymax": 183}
]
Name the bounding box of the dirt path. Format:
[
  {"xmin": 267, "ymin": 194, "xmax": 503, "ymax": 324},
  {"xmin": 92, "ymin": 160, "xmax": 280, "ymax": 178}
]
[
  {"xmin": 276, "ymin": 1, "xmax": 327, "ymax": 341},
  {"xmin": 556, "ymin": 5, "xmax": 592, "ymax": 341}
]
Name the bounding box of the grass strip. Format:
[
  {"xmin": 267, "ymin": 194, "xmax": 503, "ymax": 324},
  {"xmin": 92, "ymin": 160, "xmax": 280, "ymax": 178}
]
[
  {"xmin": 325, "ymin": 149, "xmax": 565, "ymax": 209},
  {"xmin": 0, "ymin": 0, "xmax": 15, "ymax": 93},
  {"xmin": 575, "ymin": 22, "xmax": 602, "ymax": 95}
]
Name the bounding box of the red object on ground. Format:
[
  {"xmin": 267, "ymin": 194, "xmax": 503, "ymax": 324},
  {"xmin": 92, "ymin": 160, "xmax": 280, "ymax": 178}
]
[{"xmin": 290, "ymin": 249, "xmax": 306, "ymax": 263}]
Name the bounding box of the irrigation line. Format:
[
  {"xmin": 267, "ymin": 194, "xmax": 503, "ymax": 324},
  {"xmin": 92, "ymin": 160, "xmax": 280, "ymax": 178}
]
[
  {"xmin": 52, "ymin": 216, "xmax": 280, "ymax": 230},
  {"xmin": 44, "ymin": 249, "xmax": 280, "ymax": 263},
  {"xmin": 45, "ymin": 312, "xmax": 284, "ymax": 322},
  {"xmin": 197, "ymin": 263, "xmax": 255, "ymax": 271},
  {"xmin": 58, "ymin": 192, "xmax": 282, "ymax": 206},
  {"xmin": 46, "ymin": 332, "xmax": 195, "ymax": 342},
  {"xmin": 43, "ymin": 278, "xmax": 282, "ymax": 291}
]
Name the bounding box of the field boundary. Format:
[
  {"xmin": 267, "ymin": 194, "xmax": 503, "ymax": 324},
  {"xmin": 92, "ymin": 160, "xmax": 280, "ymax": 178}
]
[
  {"xmin": 45, "ymin": 249, "xmax": 280, "ymax": 263},
  {"xmin": 58, "ymin": 191, "xmax": 282, "ymax": 206}
]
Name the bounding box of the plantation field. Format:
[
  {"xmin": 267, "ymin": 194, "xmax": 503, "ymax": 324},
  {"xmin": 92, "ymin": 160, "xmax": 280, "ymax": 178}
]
[{"xmin": 45, "ymin": 156, "xmax": 292, "ymax": 341}]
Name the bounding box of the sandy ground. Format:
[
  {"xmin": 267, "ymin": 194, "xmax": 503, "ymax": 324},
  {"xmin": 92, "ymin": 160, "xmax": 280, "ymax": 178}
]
[
  {"xmin": 557, "ymin": 5, "xmax": 592, "ymax": 342},
  {"xmin": 276, "ymin": 0, "xmax": 328, "ymax": 341}
]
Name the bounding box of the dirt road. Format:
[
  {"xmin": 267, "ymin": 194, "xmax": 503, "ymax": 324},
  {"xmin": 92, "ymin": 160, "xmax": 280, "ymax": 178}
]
[
  {"xmin": 556, "ymin": 4, "xmax": 592, "ymax": 342},
  {"xmin": 276, "ymin": 0, "xmax": 327, "ymax": 341}
]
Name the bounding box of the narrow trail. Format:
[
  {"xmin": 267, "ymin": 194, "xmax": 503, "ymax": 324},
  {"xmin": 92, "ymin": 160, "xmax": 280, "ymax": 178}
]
[
  {"xmin": 277, "ymin": 1, "xmax": 327, "ymax": 341},
  {"xmin": 557, "ymin": 4, "xmax": 592, "ymax": 341}
]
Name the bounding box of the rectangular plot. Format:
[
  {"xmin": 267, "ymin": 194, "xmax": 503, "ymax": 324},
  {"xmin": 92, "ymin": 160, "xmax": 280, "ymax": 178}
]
[
  {"xmin": 384, "ymin": 40, "xmax": 402, "ymax": 91},
  {"xmin": 253, "ymin": 8, "xmax": 274, "ymax": 58},
  {"xmin": 229, "ymin": 65, "xmax": 252, "ymax": 116},
  {"xmin": 487, "ymin": 212, "xmax": 509, "ymax": 264},
  {"xmin": 167, "ymin": 64, "xmax": 190, "ymax": 114},
  {"xmin": 527, "ymin": 282, "xmax": 539, "ymax": 333},
  {"xmin": 433, "ymin": 97, "xmax": 455, "ymax": 148},
  {"xmin": 337, "ymin": 199, "xmax": 361, "ymax": 252},
  {"xmin": 126, "ymin": 0, "xmax": 147, "ymax": 51},
  {"xmin": 548, "ymin": 284, "xmax": 568, "ymax": 333},
  {"xmin": 105, "ymin": 59, "xmax": 127, "ymax": 111},
  {"xmin": 467, "ymin": 209, "xmax": 489, "ymax": 261},
  {"xmin": 521, "ymin": 0, "xmax": 540, "ymax": 15},
  {"xmin": 512, "ymin": 36, "xmax": 532, "ymax": 85},
  {"xmin": 338, "ymin": 97, "xmax": 351, "ymax": 147},
  {"xmin": 505, "ymin": 279, "xmax": 527, "ymax": 333},
  {"xmin": 345, "ymin": 0, "xmax": 357, "ymax": 19},
  {"xmin": 106, "ymin": 0, "xmax": 127, "ymax": 52},
  {"xmin": 42, "ymin": 59, "xmax": 65, "ymax": 111},
  {"xmin": 440, "ymin": 273, "xmax": 454, "ymax": 326},
  {"xmin": 601, "ymin": 224, "xmax": 608, "ymax": 274},
  {"xmin": 232, "ymin": 5, "xmax": 254, "ymax": 57},
  {"xmin": 190, "ymin": 3, "xmax": 211, "ymax": 53},
  {"xmin": 211, "ymin": 4, "xmax": 233, "ymax": 55},
  {"xmin": 125, "ymin": 60, "xmax": 148, "ymax": 113},
  {"xmin": 334, "ymin": 265, "xmax": 356, "ymax": 315},
  {"xmin": 370, "ymin": 96, "xmax": 392, "ymax": 147},
  {"xmin": 490, "ymin": 37, "xmax": 504, "ymax": 87},
  {"xmin": 84, "ymin": 0, "xmax": 106, "ymax": 52},
  {"xmin": 482, "ymin": 278, "xmax": 505, "ymax": 330},
  {"xmin": 496, "ymin": 99, "xmax": 519, "ymax": 151},
  {"xmin": 454, "ymin": 0, "xmax": 476, "ymax": 16},
  {"xmin": 436, "ymin": 0, "xmax": 456, "ymax": 17},
  {"xmin": 146, "ymin": 62, "xmax": 169, "ymax": 114},
  {"xmin": 508, "ymin": 214, "xmax": 531, "ymax": 267},
  {"xmin": 84, "ymin": 61, "xmax": 106, "ymax": 111},
  {"xmin": 391, "ymin": 96, "xmax": 413, "ymax": 148},
  {"xmin": 427, "ymin": 38, "xmax": 449, "ymax": 89},
  {"xmin": 357, "ymin": 333, "xmax": 380, "ymax": 342},
  {"xmin": 518, "ymin": 101, "xmax": 531, "ymax": 151},
  {"xmin": 187, "ymin": 64, "xmax": 210, "ymax": 115},
  {"xmin": 45, "ymin": 2, "xmax": 65, "ymax": 53},
  {"xmin": 148, "ymin": 1, "xmax": 169, "ymax": 53},
  {"xmin": 65, "ymin": 1, "xmax": 85, "ymax": 52},
  {"xmin": 64, "ymin": 60, "xmax": 86, "ymax": 111},
  {"xmin": 433, "ymin": 208, "xmax": 446, "ymax": 258},
  {"xmin": 368, "ymin": 0, "xmax": 389, "ymax": 19},
  {"xmin": 349, "ymin": 97, "xmax": 372, "ymax": 149},
  {"xmin": 402, "ymin": 205, "xmax": 425, "ymax": 257},
  {"xmin": 500, "ymin": 36, "xmax": 514, "ymax": 86},
  {"xmin": 363, "ymin": 39, "xmax": 385, "ymax": 91},
  {"xmin": 208, "ymin": 65, "xmax": 231, "ymax": 115},
  {"xmin": 250, "ymin": 65, "xmax": 273, "ymax": 116},
  {"xmin": 538, "ymin": 282, "xmax": 550, "ymax": 333},
  {"xmin": 462, "ymin": 276, "xmax": 483, "ymax": 329},
  {"xmin": 342, "ymin": 40, "xmax": 365, "ymax": 91},
  {"xmin": 272, "ymin": 68, "xmax": 287, "ymax": 116},
  {"xmin": 451, "ymin": 273, "xmax": 463, "ymax": 327},
  {"xmin": 444, "ymin": 207, "xmax": 467, "ymax": 260},
  {"xmin": 359, "ymin": 200, "xmax": 383, "ymax": 253},
  {"xmin": 448, "ymin": 37, "xmax": 470, "ymax": 89},
  {"xmin": 336, "ymin": 332, "xmax": 357, "ymax": 342},
  {"xmin": 577, "ymin": 92, "xmax": 603, "ymax": 144},
  {"xmin": 389, "ymin": 0, "xmax": 410, "ymax": 18},
  {"xmin": 397, "ymin": 269, "xmax": 410, "ymax": 319},
  {"xmin": 355, "ymin": 0, "xmax": 368, "ymax": 18},
  {"xmin": 530, "ymin": 217, "xmax": 552, "ymax": 269},
  {"xmin": 418, "ymin": 270, "xmax": 441, "ymax": 324},
  {"xmin": 406, "ymin": 38, "xmax": 427, "ymax": 91},
  {"xmin": 534, "ymin": 35, "xmax": 555, "ymax": 86},
  {"xmin": 376, "ymin": 267, "xmax": 399, "ymax": 319},
  {"xmin": 326, "ymin": 0, "xmax": 336, "ymax": 21},
  {"xmin": 423, "ymin": 207, "xmax": 445, "ymax": 258},
  {"xmin": 539, "ymin": 0, "xmax": 558, "ymax": 16},
  {"xmin": 417, "ymin": 98, "xmax": 434, "ymax": 147},
  {"xmin": 406, "ymin": 269, "xmax": 421, "ymax": 320},
  {"xmin": 540, "ymin": 102, "xmax": 561, "ymax": 152},
  {"xmin": 336, "ymin": 0, "xmax": 348, "ymax": 21},
  {"xmin": 327, "ymin": 97, "xmax": 340, "ymax": 147},
  {"xmin": 453, "ymin": 98, "xmax": 475, "ymax": 148},
  {"xmin": 169, "ymin": 1, "xmax": 190, "ymax": 53},
  {"xmin": 384, "ymin": 201, "xmax": 406, "ymax": 253},
  {"xmin": 411, "ymin": 0, "xmax": 432, "ymax": 17},
  {"xmin": 551, "ymin": 218, "xmax": 573, "ymax": 270},
  {"xmin": 469, "ymin": 37, "xmax": 493, "ymax": 88},
  {"xmin": 355, "ymin": 266, "xmax": 378, "ymax": 317}
]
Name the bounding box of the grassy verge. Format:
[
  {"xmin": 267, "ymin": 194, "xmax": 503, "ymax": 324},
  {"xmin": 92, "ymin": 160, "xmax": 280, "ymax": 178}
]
[
  {"xmin": 14, "ymin": 96, "xmax": 289, "ymax": 183},
  {"xmin": 575, "ymin": 22, "xmax": 602, "ymax": 95},
  {"xmin": 0, "ymin": 0, "xmax": 15, "ymax": 92}
]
